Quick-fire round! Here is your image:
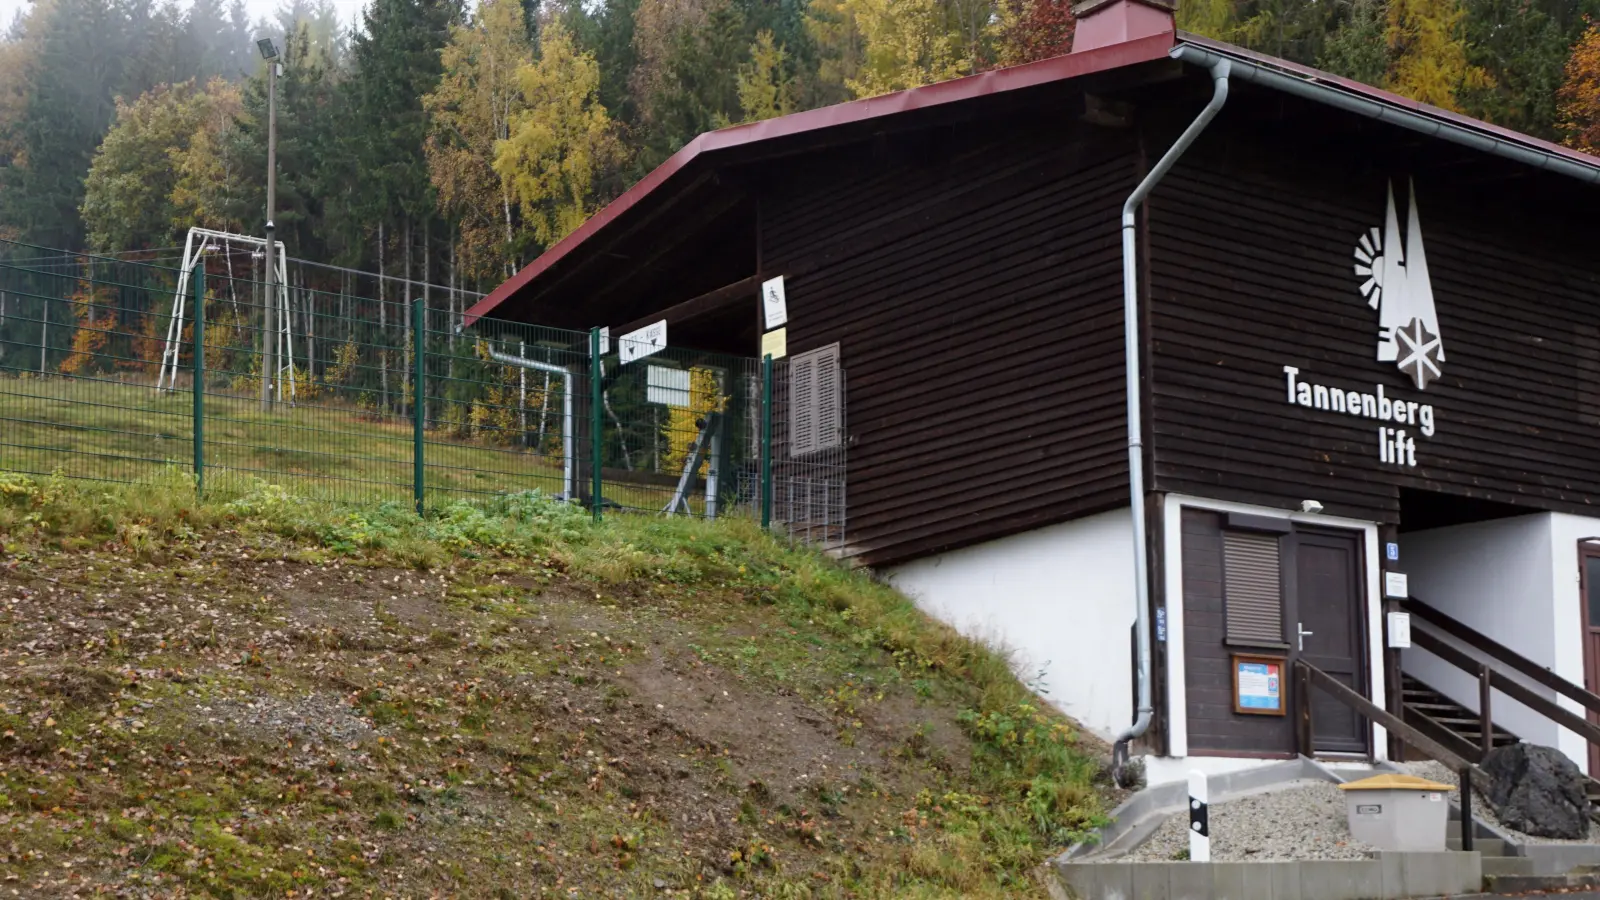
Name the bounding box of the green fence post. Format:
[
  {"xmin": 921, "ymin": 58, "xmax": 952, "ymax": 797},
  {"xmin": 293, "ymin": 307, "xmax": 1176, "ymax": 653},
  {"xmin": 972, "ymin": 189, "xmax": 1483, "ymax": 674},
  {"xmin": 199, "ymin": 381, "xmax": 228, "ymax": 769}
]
[
  {"xmin": 192, "ymin": 263, "xmax": 206, "ymax": 497},
  {"xmin": 590, "ymin": 327, "xmax": 604, "ymax": 522},
  {"xmin": 413, "ymin": 295, "xmax": 426, "ymax": 516},
  {"xmin": 761, "ymin": 354, "xmax": 773, "ymax": 529}
]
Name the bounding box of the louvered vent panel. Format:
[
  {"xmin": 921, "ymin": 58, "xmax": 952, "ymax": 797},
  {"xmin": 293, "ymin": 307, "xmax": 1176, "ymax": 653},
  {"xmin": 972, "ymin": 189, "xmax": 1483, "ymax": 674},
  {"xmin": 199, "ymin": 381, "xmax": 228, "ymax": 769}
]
[
  {"xmin": 813, "ymin": 344, "xmax": 841, "ymax": 452},
  {"xmin": 789, "ymin": 352, "xmax": 817, "ymax": 457}
]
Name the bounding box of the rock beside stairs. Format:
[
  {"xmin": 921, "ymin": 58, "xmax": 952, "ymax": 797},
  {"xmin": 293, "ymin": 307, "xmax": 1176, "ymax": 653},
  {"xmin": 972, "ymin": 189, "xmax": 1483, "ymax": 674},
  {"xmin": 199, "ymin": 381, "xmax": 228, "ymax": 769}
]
[{"xmin": 1483, "ymin": 743, "xmax": 1590, "ymax": 839}]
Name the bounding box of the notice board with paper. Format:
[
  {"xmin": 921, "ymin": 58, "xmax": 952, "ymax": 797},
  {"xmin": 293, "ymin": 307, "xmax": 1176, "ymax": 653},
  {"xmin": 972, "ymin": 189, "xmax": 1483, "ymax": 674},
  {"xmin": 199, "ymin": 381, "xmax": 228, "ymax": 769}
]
[{"xmin": 1232, "ymin": 654, "xmax": 1285, "ymax": 715}]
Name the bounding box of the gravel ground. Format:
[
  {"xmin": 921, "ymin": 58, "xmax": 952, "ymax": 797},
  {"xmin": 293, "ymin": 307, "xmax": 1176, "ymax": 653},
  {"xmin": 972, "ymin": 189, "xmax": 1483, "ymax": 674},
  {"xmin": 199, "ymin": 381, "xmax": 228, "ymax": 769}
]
[
  {"xmin": 1398, "ymin": 760, "xmax": 1600, "ymax": 844},
  {"xmin": 1118, "ymin": 779, "xmax": 1377, "ymax": 862}
]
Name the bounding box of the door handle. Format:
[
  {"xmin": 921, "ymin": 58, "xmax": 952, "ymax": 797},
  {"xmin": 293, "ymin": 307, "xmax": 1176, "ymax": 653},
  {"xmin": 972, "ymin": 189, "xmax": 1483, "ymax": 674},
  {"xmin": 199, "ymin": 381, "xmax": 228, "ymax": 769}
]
[{"xmin": 1298, "ymin": 623, "xmax": 1314, "ymax": 652}]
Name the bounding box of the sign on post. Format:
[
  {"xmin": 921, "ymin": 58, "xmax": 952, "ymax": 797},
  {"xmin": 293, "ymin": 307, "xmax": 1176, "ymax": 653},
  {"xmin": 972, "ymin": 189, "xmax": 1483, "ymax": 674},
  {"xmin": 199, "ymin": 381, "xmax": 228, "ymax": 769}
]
[
  {"xmin": 619, "ymin": 320, "xmax": 667, "ymax": 365},
  {"xmin": 761, "ymin": 276, "xmax": 788, "ymax": 329},
  {"xmin": 1384, "ymin": 571, "xmax": 1409, "ymax": 599},
  {"xmin": 761, "ymin": 326, "xmax": 787, "ymax": 360}
]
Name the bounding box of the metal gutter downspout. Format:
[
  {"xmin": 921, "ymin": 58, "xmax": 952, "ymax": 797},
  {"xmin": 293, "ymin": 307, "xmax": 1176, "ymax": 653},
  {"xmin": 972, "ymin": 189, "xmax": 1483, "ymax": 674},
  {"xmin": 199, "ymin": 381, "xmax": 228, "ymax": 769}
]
[
  {"xmin": 1112, "ymin": 55, "xmax": 1231, "ymax": 786},
  {"xmin": 1170, "ymin": 43, "xmax": 1600, "ymax": 185},
  {"xmin": 487, "ymin": 347, "xmax": 576, "ymax": 502}
]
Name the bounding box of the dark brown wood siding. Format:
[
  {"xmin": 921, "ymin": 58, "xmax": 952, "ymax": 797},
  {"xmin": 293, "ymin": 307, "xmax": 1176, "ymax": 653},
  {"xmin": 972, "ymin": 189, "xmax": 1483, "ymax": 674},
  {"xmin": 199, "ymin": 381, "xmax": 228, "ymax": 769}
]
[
  {"xmin": 759, "ymin": 123, "xmax": 1139, "ymax": 566},
  {"xmin": 1182, "ymin": 508, "xmax": 1295, "ymax": 755},
  {"xmin": 1146, "ymin": 108, "xmax": 1600, "ymax": 525}
]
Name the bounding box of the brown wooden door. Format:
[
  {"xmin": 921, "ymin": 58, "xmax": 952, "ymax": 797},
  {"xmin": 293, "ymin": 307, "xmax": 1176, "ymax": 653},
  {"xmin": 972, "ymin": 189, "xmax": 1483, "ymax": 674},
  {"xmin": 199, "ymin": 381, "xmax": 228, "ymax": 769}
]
[
  {"xmin": 1579, "ymin": 547, "xmax": 1600, "ymax": 777},
  {"xmin": 1292, "ymin": 529, "xmax": 1369, "ymax": 754}
]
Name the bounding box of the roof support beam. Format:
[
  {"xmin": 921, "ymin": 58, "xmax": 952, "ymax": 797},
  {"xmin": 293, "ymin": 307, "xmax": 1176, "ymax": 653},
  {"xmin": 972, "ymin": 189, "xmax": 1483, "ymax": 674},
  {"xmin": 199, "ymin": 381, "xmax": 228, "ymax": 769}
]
[{"xmin": 612, "ymin": 275, "xmax": 759, "ymax": 337}]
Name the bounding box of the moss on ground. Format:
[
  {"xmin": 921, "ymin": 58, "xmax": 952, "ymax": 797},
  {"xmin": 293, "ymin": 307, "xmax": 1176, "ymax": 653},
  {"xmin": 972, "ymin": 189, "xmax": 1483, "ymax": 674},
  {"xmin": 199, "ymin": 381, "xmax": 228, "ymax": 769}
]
[{"xmin": 0, "ymin": 470, "xmax": 1110, "ymax": 897}]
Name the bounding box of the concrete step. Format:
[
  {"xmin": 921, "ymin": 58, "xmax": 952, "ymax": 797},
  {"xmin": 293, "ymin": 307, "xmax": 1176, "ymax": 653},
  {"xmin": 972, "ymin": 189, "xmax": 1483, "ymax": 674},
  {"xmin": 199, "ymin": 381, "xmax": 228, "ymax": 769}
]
[
  {"xmin": 1480, "ymin": 856, "xmax": 1536, "ymax": 878},
  {"xmin": 1447, "ymin": 837, "xmax": 1507, "ymax": 856},
  {"xmin": 1484, "ymin": 871, "xmax": 1600, "ymax": 894}
]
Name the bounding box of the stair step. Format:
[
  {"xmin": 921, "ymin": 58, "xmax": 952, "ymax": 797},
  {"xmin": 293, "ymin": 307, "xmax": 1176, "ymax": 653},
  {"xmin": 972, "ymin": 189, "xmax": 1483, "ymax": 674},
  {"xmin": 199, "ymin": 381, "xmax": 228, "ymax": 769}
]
[
  {"xmin": 1447, "ymin": 837, "xmax": 1507, "ymax": 856},
  {"xmin": 1486, "ymin": 872, "xmax": 1600, "ymax": 894},
  {"xmin": 1481, "ymin": 856, "xmax": 1538, "ymax": 877}
]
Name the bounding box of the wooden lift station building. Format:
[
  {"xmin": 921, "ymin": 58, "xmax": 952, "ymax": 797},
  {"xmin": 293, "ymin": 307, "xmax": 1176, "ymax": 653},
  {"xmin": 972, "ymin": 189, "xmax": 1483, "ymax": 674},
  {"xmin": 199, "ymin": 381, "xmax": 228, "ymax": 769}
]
[{"xmin": 469, "ymin": 2, "xmax": 1600, "ymax": 782}]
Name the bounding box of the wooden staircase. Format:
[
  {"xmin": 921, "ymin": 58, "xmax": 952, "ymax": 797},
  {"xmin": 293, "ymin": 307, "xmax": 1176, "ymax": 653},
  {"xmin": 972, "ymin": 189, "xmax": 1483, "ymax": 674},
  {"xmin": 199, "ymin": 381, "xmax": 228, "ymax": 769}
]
[
  {"xmin": 1401, "ymin": 672, "xmax": 1600, "ymax": 819},
  {"xmin": 1401, "ymin": 674, "xmax": 1519, "ymax": 754}
]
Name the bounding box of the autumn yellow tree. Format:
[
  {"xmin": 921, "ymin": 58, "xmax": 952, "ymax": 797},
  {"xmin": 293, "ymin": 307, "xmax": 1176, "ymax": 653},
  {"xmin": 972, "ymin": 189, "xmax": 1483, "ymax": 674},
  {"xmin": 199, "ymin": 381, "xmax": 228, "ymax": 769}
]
[
  {"xmin": 844, "ymin": 0, "xmax": 966, "ymax": 96},
  {"xmin": 1177, "ymin": 0, "xmax": 1237, "ymax": 40},
  {"xmin": 737, "ymin": 30, "xmax": 797, "ymax": 121},
  {"xmin": 662, "ymin": 368, "xmax": 726, "ymax": 476},
  {"xmin": 1385, "ymin": 0, "xmax": 1490, "ymax": 111},
  {"xmin": 170, "ymin": 78, "xmax": 246, "ymax": 235},
  {"xmin": 494, "ymin": 21, "xmax": 622, "ymax": 249},
  {"xmin": 807, "ymin": 0, "xmax": 867, "ymax": 103},
  {"xmin": 1559, "ymin": 21, "xmax": 1600, "ymax": 154},
  {"xmin": 424, "ymin": 0, "xmax": 534, "ymax": 279}
]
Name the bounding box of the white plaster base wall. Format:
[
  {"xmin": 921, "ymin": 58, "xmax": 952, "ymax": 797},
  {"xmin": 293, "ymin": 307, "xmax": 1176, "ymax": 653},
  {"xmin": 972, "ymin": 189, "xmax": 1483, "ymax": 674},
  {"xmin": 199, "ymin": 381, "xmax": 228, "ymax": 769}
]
[
  {"xmin": 885, "ymin": 508, "xmax": 1135, "ymax": 740},
  {"xmin": 1402, "ymin": 512, "xmax": 1596, "ymax": 768}
]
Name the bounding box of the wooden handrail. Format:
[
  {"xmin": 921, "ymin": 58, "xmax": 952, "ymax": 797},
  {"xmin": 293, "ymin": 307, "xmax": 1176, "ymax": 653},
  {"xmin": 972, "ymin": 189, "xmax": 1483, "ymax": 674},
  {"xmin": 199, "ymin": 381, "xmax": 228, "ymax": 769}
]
[
  {"xmin": 1402, "ymin": 597, "xmax": 1600, "ymax": 717},
  {"xmin": 1297, "ymin": 658, "xmax": 1484, "ymax": 851},
  {"xmin": 1408, "ymin": 628, "xmax": 1600, "ymax": 749},
  {"xmin": 1297, "ymin": 659, "xmax": 1483, "ymax": 777}
]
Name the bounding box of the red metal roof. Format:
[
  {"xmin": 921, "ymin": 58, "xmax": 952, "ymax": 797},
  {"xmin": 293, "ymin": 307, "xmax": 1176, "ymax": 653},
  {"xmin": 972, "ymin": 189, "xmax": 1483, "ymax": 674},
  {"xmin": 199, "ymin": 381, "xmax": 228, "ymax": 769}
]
[
  {"xmin": 463, "ymin": 31, "xmax": 1178, "ymax": 323},
  {"xmin": 467, "ymin": 29, "xmax": 1600, "ymax": 324}
]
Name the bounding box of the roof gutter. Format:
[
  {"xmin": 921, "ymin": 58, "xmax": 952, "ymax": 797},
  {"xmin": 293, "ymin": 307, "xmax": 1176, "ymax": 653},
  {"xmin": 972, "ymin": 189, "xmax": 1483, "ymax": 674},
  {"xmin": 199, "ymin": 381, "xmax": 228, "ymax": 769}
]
[
  {"xmin": 1170, "ymin": 42, "xmax": 1600, "ymax": 184},
  {"xmin": 1111, "ymin": 54, "xmax": 1231, "ymax": 786}
]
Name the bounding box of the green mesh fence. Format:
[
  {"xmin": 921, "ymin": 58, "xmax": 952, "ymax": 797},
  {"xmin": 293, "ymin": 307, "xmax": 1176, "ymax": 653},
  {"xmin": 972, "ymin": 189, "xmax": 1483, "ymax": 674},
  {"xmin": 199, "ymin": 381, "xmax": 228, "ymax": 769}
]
[{"xmin": 0, "ymin": 238, "xmax": 772, "ymax": 524}]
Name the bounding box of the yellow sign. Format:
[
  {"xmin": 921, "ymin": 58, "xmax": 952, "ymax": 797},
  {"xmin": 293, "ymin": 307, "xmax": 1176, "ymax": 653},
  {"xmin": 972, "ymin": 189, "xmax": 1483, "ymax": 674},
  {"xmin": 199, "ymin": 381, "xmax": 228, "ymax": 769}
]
[{"xmin": 761, "ymin": 327, "xmax": 787, "ymax": 360}]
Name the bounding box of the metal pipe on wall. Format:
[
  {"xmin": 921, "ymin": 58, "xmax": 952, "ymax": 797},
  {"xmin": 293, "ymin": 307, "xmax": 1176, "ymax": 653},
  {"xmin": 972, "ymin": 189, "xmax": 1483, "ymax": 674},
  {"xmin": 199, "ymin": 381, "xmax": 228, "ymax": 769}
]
[
  {"xmin": 1169, "ymin": 43, "xmax": 1600, "ymax": 185},
  {"xmin": 1112, "ymin": 56, "xmax": 1232, "ymax": 786},
  {"xmin": 487, "ymin": 347, "xmax": 575, "ymax": 501}
]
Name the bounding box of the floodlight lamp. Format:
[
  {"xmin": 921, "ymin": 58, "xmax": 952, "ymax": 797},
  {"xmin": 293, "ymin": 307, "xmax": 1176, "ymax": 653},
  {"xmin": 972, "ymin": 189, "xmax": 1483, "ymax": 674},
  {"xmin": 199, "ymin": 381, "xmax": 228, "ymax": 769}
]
[{"xmin": 257, "ymin": 38, "xmax": 279, "ymax": 60}]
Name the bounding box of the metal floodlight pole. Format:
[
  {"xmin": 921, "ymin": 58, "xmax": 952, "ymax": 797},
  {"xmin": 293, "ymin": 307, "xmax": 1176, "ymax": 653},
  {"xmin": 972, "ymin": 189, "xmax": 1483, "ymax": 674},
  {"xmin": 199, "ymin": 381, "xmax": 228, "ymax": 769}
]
[{"xmin": 259, "ymin": 38, "xmax": 280, "ymax": 412}]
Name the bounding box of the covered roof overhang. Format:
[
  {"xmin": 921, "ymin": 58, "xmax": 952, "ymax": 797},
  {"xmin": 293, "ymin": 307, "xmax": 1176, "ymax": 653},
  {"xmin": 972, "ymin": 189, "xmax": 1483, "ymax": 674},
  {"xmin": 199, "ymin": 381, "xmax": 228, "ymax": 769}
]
[
  {"xmin": 464, "ymin": 31, "xmax": 1182, "ymax": 325},
  {"xmin": 468, "ymin": 31, "xmax": 1600, "ymax": 326}
]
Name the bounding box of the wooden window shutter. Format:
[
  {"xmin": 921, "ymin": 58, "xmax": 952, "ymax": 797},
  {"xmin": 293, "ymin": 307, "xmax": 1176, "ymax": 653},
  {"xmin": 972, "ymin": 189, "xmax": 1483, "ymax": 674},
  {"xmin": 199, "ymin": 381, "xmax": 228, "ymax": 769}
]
[
  {"xmin": 1223, "ymin": 531, "xmax": 1284, "ymax": 645},
  {"xmin": 789, "ymin": 344, "xmax": 841, "ymax": 457},
  {"xmin": 812, "ymin": 344, "xmax": 841, "ymax": 452},
  {"xmin": 789, "ymin": 351, "xmax": 818, "ymax": 457}
]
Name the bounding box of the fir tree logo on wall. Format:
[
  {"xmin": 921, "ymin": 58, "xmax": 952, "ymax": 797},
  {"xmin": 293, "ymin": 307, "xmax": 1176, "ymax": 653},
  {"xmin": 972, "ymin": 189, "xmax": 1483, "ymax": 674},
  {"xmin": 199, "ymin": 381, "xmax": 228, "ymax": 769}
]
[{"xmin": 1353, "ymin": 180, "xmax": 1445, "ymax": 390}]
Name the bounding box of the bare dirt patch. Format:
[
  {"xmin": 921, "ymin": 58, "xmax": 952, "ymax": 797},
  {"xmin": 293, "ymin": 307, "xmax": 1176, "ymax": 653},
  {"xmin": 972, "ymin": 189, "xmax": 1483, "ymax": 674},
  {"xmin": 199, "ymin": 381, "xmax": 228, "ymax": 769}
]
[{"xmin": 0, "ymin": 518, "xmax": 1105, "ymax": 898}]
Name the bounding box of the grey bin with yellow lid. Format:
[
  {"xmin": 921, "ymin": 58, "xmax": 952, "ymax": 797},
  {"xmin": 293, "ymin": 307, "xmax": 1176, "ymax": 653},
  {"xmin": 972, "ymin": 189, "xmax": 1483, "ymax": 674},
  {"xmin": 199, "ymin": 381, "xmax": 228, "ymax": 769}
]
[{"xmin": 1338, "ymin": 773, "xmax": 1456, "ymax": 852}]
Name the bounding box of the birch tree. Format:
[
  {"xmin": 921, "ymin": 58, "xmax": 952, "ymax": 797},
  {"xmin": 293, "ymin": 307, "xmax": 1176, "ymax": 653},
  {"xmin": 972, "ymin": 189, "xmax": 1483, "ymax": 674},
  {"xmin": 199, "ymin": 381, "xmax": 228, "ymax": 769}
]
[
  {"xmin": 494, "ymin": 21, "xmax": 621, "ymax": 249},
  {"xmin": 424, "ymin": 0, "xmax": 534, "ymax": 279}
]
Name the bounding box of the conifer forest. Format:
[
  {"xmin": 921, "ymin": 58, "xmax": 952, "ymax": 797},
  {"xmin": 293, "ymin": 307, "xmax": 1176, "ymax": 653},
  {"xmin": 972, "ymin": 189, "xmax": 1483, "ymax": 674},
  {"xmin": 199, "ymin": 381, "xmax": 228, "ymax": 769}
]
[{"xmin": 0, "ymin": 0, "xmax": 1597, "ymax": 291}]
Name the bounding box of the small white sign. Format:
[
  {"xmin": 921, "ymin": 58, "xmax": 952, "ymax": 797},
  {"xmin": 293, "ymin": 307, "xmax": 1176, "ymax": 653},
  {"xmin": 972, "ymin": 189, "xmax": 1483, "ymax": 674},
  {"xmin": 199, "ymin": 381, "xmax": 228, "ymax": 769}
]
[
  {"xmin": 1384, "ymin": 570, "xmax": 1409, "ymax": 600},
  {"xmin": 599, "ymin": 326, "xmax": 610, "ymax": 355},
  {"xmin": 761, "ymin": 326, "xmax": 787, "ymax": 360},
  {"xmin": 646, "ymin": 366, "xmax": 691, "ymax": 407},
  {"xmin": 618, "ymin": 320, "xmax": 666, "ymax": 365},
  {"xmin": 1387, "ymin": 611, "xmax": 1412, "ymax": 649},
  {"xmin": 761, "ymin": 276, "xmax": 787, "ymax": 330}
]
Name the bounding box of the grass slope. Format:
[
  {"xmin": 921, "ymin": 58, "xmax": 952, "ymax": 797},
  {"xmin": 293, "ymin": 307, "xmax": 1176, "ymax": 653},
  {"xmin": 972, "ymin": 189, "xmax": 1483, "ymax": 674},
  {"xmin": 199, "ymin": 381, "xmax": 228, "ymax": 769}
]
[
  {"xmin": 0, "ymin": 375, "xmax": 681, "ymax": 512},
  {"xmin": 0, "ymin": 471, "xmax": 1109, "ymax": 898}
]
